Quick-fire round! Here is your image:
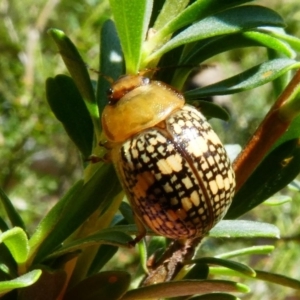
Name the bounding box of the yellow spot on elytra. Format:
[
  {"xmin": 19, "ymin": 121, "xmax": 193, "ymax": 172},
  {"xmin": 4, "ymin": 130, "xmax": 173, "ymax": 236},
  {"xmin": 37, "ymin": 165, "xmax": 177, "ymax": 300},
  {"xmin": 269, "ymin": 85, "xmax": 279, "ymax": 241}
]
[
  {"xmin": 182, "ymin": 197, "xmax": 192, "ymax": 211},
  {"xmin": 216, "ymin": 174, "xmax": 224, "ymax": 189},
  {"xmin": 182, "ymin": 177, "xmax": 193, "ymax": 189},
  {"xmin": 187, "ymin": 136, "xmax": 207, "ymax": 157},
  {"xmin": 166, "ymin": 154, "xmax": 183, "ymax": 172},
  {"xmin": 156, "ymin": 159, "xmax": 171, "ymax": 174},
  {"xmin": 190, "ymin": 190, "xmax": 200, "ymax": 206},
  {"xmin": 209, "ymin": 180, "xmax": 218, "ymax": 195}
]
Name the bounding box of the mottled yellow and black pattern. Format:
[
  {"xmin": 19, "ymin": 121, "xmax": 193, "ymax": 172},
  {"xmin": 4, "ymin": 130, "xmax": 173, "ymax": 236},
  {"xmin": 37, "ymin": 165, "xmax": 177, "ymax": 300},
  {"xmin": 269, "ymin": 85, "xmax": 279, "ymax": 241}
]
[
  {"xmin": 102, "ymin": 74, "xmax": 236, "ymax": 241},
  {"xmin": 116, "ymin": 105, "xmax": 235, "ymax": 239}
]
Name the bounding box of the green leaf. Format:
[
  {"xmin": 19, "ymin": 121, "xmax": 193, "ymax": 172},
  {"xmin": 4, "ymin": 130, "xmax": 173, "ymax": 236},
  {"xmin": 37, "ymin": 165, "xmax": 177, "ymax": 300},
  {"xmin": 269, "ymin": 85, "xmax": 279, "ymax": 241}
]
[
  {"xmin": 143, "ymin": 0, "xmax": 255, "ymax": 65},
  {"xmin": 273, "ymin": 116, "xmax": 300, "ymax": 149},
  {"xmin": 97, "ymin": 19, "xmax": 124, "ymax": 114},
  {"xmin": 28, "ymin": 180, "xmax": 84, "ymax": 262},
  {"xmin": 30, "ymin": 164, "xmax": 122, "ymax": 263},
  {"xmin": 209, "ymin": 220, "xmax": 280, "ymax": 238},
  {"xmin": 260, "ymin": 27, "xmax": 300, "ymax": 52},
  {"xmin": 227, "ymin": 139, "xmax": 300, "ymax": 219},
  {"xmin": 185, "ymin": 59, "xmax": 300, "ymax": 99},
  {"xmin": 0, "ymin": 228, "xmax": 29, "ymax": 265},
  {"xmin": 183, "ymin": 263, "xmax": 209, "ymax": 280},
  {"xmin": 0, "ymin": 243, "xmax": 18, "ymax": 279},
  {"xmin": 186, "ymin": 100, "xmax": 230, "ymax": 121},
  {"xmin": 121, "ymin": 280, "xmax": 249, "ymax": 300},
  {"xmin": 187, "ymin": 258, "xmax": 255, "ymax": 277},
  {"xmin": 64, "ymin": 271, "xmax": 131, "ymax": 300},
  {"xmin": 216, "ymin": 245, "xmax": 275, "ymax": 260},
  {"xmin": 88, "ymin": 244, "xmax": 118, "ymax": 275},
  {"xmin": 48, "ymin": 29, "xmax": 96, "ymax": 105},
  {"xmin": 152, "ymin": 0, "xmax": 189, "ymax": 31},
  {"xmin": 0, "ymin": 217, "xmax": 9, "ymax": 232},
  {"xmin": 154, "ymin": 0, "xmax": 254, "ymax": 39},
  {"xmin": 263, "ymin": 195, "xmax": 292, "ymax": 206},
  {"xmin": 138, "ymin": 239, "xmax": 148, "ymax": 275},
  {"xmin": 0, "ymin": 270, "xmax": 42, "ymax": 296},
  {"xmin": 48, "ymin": 29, "xmax": 101, "ymax": 138},
  {"xmin": 255, "ymin": 269, "xmax": 300, "ymax": 290},
  {"xmin": 109, "ymin": 0, "xmax": 153, "ymax": 73},
  {"xmin": 172, "ymin": 31, "xmax": 295, "ymax": 89},
  {"xmin": 46, "ymin": 75, "xmax": 94, "ymax": 158},
  {"xmin": 145, "ymin": 5, "xmax": 285, "ymax": 65},
  {"xmin": 0, "ymin": 187, "xmax": 25, "ymax": 231},
  {"xmin": 47, "ymin": 230, "xmax": 132, "ymax": 259}
]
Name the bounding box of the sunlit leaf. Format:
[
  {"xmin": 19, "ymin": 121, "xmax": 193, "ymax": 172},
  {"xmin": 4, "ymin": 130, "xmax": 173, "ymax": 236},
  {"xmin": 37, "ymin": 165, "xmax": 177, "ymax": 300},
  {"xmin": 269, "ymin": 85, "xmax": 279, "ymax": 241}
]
[
  {"xmin": 0, "ymin": 270, "xmax": 42, "ymax": 296},
  {"xmin": 185, "ymin": 59, "xmax": 300, "ymax": 98},
  {"xmin": 209, "ymin": 220, "xmax": 280, "ymax": 238}
]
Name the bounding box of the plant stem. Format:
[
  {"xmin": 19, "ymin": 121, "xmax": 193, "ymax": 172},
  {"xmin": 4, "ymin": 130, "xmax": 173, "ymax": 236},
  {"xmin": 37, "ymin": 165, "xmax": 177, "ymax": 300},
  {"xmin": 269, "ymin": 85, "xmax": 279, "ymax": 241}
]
[{"xmin": 233, "ymin": 68, "xmax": 300, "ymax": 192}]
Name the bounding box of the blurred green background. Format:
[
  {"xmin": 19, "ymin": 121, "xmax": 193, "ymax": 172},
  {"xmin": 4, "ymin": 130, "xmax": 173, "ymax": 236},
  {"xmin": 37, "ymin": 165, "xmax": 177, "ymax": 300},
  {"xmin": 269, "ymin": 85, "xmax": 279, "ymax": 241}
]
[{"xmin": 0, "ymin": 0, "xmax": 300, "ymax": 299}]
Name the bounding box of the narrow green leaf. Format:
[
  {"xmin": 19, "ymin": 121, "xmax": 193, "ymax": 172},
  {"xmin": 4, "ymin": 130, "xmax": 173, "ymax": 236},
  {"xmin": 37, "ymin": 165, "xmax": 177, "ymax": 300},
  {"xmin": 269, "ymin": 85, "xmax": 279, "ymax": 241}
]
[
  {"xmin": 263, "ymin": 195, "xmax": 292, "ymax": 206},
  {"xmin": 227, "ymin": 139, "xmax": 300, "ymax": 219},
  {"xmin": 186, "ymin": 100, "xmax": 230, "ymax": 121},
  {"xmin": 259, "ymin": 27, "xmax": 300, "ymax": 52},
  {"xmin": 172, "ymin": 31, "xmax": 295, "ymax": 89},
  {"xmin": 146, "ymin": 5, "xmax": 285, "ymax": 64},
  {"xmin": 109, "ymin": 0, "xmax": 153, "ymax": 73},
  {"xmin": 138, "ymin": 239, "xmax": 148, "ymax": 275},
  {"xmin": 143, "ymin": 0, "xmax": 255, "ymax": 64},
  {"xmin": 185, "ymin": 59, "xmax": 300, "ymax": 99},
  {"xmin": 119, "ymin": 201, "xmax": 135, "ymax": 224},
  {"xmin": 272, "ymin": 115, "xmax": 300, "ymax": 149},
  {"xmin": 153, "ymin": 0, "xmax": 189, "ymax": 31},
  {"xmin": 255, "ymin": 269, "xmax": 300, "ymax": 290},
  {"xmin": 0, "ymin": 187, "xmax": 25, "ymax": 230},
  {"xmin": 121, "ymin": 280, "xmax": 249, "ymax": 300},
  {"xmin": 47, "ymin": 231, "xmax": 132, "ymax": 259},
  {"xmin": 48, "ymin": 29, "xmax": 96, "ymax": 104},
  {"xmin": 0, "ymin": 243, "xmax": 17, "ymax": 278},
  {"xmin": 0, "ymin": 217, "xmax": 9, "ymax": 232},
  {"xmin": 31, "ymin": 164, "xmax": 122, "ymax": 263},
  {"xmin": 0, "ymin": 270, "xmax": 42, "ymax": 296},
  {"xmin": 48, "ymin": 29, "xmax": 101, "ymax": 138},
  {"xmin": 46, "ymin": 75, "xmax": 94, "ymax": 158},
  {"xmin": 88, "ymin": 245, "xmax": 118, "ymax": 275},
  {"xmin": 0, "ymin": 228, "xmax": 29, "ymax": 265},
  {"xmin": 187, "ymin": 258, "xmax": 255, "ymax": 277},
  {"xmin": 279, "ymin": 75, "xmax": 300, "ymax": 122},
  {"xmin": 97, "ymin": 19, "xmax": 124, "ymax": 114},
  {"xmin": 209, "ymin": 220, "xmax": 280, "ymax": 238},
  {"xmin": 154, "ymin": 0, "xmax": 254, "ymax": 39},
  {"xmin": 183, "ymin": 263, "xmax": 209, "ymax": 280},
  {"xmin": 216, "ymin": 245, "xmax": 275, "ymax": 260},
  {"xmin": 28, "ymin": 180, "xmax": 84, "ymax": 261},
  {"xmin": 64, "ymin": 271, "xmax": 131, "ymax": 300}
]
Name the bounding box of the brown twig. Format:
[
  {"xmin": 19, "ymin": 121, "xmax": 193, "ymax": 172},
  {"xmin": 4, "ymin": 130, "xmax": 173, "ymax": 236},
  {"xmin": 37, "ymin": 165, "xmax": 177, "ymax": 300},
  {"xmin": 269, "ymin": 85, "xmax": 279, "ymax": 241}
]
[
  {"xmin": 142, "ymin": 237, "xmax": 202, "ymax": 286},
  {"xmin": 233, "ymin": 68, "xmax": 300, "ymax": 192}
]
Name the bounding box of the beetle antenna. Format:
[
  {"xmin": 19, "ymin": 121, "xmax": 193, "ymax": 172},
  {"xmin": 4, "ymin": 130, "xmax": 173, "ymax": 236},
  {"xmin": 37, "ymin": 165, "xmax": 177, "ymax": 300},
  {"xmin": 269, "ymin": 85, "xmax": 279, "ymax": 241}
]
[{"xmin": 85, "ymin": 63, "xmax": 114, "ymax": 84}]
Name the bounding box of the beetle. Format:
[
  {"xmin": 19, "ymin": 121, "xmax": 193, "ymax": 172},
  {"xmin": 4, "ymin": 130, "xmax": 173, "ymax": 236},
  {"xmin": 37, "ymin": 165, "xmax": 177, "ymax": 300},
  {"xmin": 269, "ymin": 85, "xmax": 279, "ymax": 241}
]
[{"xmin": 101, "ymin": 74, "xmax": 235, "ymax": 243}]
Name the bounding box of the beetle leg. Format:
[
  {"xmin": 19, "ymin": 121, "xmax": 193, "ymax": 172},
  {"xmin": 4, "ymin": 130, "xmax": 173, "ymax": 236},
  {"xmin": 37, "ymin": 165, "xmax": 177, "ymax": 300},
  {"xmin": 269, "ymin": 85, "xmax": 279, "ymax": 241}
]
[{"xmin": 128, "ymin": 213, "xmax": 147, "ymax": 247}]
